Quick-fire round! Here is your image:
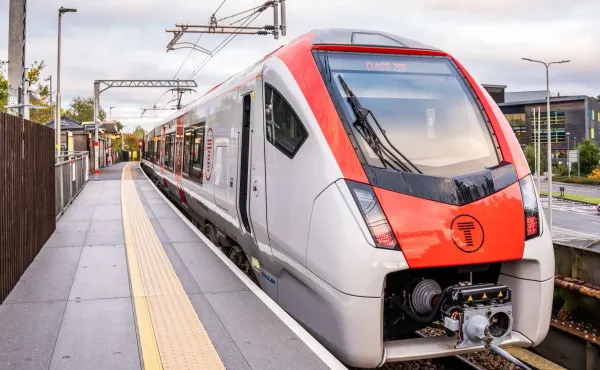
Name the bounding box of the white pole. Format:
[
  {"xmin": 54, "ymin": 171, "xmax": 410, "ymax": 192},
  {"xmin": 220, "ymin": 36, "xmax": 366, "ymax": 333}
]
[
  {"xmin": 532, "ymin": 108, "xmax": 537, "ymax": 181},
  {"xmin": 93, "ymin": 81, "xmax": 100, "ymax": 180},
  {"xmin": 23, "ymin": 68, "xmax": 29, "ymax": 120},
  {"xmin": 537, "ymin": 107, "xmax": 541, "ymax": 194},
  {"xmin": 56, "ymin": 11, "xmax": 62, "ymax": 157},
  {"xmin": 567, "ymin": 133, "xmax": 570, "ymax": 179},
  {"xmin": 546, "ymin": 63, "xmax": 552, "ymax": 230}
]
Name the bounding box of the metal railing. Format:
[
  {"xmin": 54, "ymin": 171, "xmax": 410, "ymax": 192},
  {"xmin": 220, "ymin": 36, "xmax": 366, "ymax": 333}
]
[{"xmin": 55, "ymin": 151, "xmax": 89, "ymax": 218}]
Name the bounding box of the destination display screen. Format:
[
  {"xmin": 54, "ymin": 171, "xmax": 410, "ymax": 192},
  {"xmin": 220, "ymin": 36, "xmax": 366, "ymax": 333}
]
[{"xmin": 328, "ymin": 54, "xmax": 452, "ymax": 75}]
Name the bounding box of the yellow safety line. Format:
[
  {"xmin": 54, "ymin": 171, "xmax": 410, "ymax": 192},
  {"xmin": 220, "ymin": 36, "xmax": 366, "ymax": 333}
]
[
  {"xmin": 121, "ymin": 163, "xmax": 225, "ymax": 370},
  {"xmin": 506, "ymin": 346, "xmax": 567, "ymax": 370}
]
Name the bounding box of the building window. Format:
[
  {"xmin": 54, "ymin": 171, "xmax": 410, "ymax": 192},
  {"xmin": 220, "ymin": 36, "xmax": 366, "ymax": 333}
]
[
  {"xmin": 264, "ymin": 84, "xmax": 308, "ymax": 158},
  {"xmin": 505, "ymin": 113, "xmax": 526, "ymax": 144},
  {"xmin": 530, "ymin": 110, "xmax": 566, "ymax": 144}
]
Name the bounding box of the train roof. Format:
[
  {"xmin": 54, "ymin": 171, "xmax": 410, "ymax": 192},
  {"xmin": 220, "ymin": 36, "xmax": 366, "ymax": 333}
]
[
  {"xmin": 148, "ymin": 29, "xmax": 439, "ymax": 134},
  {"xmin": 309, "ymin": 29, "xmax": 438, "ymax": 51}
]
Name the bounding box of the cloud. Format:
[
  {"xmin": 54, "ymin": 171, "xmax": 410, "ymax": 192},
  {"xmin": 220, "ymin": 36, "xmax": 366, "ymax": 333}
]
[{"xmin": 0, "ymin": 0, "xmax": 597, "ymax": 131}]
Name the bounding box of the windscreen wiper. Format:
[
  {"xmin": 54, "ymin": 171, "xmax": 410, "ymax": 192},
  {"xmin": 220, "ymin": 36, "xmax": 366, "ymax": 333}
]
[{"xmin": 337, "ymin": 75, "xmax": 422, "ymax": 174}]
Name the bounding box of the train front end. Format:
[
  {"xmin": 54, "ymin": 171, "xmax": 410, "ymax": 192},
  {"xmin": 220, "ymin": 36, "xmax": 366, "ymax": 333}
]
[{"xmin": 282, "ymin": 30, "xmax": 554, "ymax": 367}]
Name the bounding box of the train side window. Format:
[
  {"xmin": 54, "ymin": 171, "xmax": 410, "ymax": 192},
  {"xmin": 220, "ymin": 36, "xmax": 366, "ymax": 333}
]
[
  {"xmin": 264, "ymin": 84, "xmax": 308, "ymax": 159},
  {"xmin": 190, "ymin": 124, "xmax": 205, "ymax": 183},
  {"xmin": 166, "ymin": 134, "xmax": 174, "ymax": 171},
  {"xmin": 183, "ymin": 129, "xmax": 193, "ymax": 176}
]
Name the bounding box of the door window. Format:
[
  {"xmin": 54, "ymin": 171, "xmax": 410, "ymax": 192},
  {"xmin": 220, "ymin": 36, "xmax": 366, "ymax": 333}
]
[{"xmin": 264, "ymin": 84, "xmax": 308, "ymax": 158}]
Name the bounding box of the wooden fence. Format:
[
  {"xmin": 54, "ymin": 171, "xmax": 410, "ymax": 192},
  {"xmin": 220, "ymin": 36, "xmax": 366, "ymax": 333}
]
[{"xmin": 0, "ymin": 112, "xmax": 56, "ymax": 303}]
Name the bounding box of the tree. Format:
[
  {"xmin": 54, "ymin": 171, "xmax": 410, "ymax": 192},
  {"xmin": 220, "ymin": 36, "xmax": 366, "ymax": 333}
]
[
  {"xmin": 27, "ymin": 61, "xmax": 53, "ymax": 124},
  {"xmin": 523, "ymin": 143, "xmax": 547, "ymax": 175},
  {"xmin": 577, "ymin": 139, "xmax": 600, "ymax": 175},
  {"xmin": 123, "ymin": 126, "xmax": 146, "ymax": 152},
  {"xmin": 67, "ymin": 96, "xmax": 105, "ymax": 122},
  {"xmin": 0, "ymin": 60, "xmax": 57, "ymax": 123},
  {"xmin": 0, "ymin": 61, "xmax": 7, "ymax": 113}
]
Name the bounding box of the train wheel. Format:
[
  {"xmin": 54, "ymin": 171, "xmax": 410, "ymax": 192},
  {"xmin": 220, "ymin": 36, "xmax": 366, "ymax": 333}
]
[
  {"xmin": 229, "ymin": 246, "xmax": 250, "ymax": 274},
  {"xmin": 204, "ymin": 223, "xmax": 219, "ymax": 246}
]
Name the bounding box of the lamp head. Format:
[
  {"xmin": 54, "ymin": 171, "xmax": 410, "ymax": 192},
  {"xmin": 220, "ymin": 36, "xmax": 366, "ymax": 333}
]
[{"xmin": 59, "ymin": 7, "xmax": 77, "ymax": 14}]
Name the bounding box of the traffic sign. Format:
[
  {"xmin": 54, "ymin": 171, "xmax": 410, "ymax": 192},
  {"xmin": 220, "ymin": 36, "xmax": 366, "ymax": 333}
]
[{"xmin": 568, "ymin": 150, "xmax": 579, "ymax": 163}]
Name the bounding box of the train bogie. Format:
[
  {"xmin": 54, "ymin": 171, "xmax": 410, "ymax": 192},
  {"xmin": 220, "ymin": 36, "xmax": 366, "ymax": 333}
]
[{"xmin": 141, "ymin": 29, "xmax": 554, "ymax": 368}]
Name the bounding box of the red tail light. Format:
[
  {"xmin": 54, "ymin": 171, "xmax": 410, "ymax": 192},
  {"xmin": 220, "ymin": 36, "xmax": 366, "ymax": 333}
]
[
  {"xmin": 346, "ymin": 181, "xmax": 399, "ymax": 250},
  {"xmin": 519, "ymin": 175, "xmax": 541, "ymax": 240}
]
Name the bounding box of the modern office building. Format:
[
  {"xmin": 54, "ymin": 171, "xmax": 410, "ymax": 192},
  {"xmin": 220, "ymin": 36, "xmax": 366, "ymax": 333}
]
[{"xmin": 483, "ymin": 85, "xmax": 600, "ymax": 161}]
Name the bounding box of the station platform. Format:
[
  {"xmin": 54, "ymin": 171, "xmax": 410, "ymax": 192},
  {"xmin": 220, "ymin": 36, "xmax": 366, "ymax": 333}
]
[{"xmin": 0, "ymin": 162, "xmax": 344, "ymax": 370}]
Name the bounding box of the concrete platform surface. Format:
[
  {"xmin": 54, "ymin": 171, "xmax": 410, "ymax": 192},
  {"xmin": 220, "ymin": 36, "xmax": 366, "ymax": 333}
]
[{"xmin": 0, "ymin": 162, "xmax": 341, "ymax": 370}]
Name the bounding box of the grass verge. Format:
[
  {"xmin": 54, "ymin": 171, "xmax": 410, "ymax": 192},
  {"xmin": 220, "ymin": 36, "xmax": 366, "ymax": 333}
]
[{"xmin": 540, "ymin": 191, "xmax": 600, "ymax": 205}]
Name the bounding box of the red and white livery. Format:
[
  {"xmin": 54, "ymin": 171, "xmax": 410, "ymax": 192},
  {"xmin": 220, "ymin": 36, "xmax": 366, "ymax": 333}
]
[{"xmin": 142, "ymin": 29, "xmax": 554, "ymax": 368}]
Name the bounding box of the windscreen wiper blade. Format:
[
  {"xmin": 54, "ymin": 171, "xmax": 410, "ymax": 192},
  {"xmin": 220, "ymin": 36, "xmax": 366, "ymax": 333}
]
[{"xmin": 337, "ymin": 75, "xmax": 422, "ymax": 174}]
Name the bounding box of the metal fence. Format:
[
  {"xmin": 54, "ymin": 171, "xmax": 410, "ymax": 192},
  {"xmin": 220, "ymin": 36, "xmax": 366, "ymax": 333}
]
[
  {"xmin": 55, "ymin": 151, "xmax": 89, "ymax": 218},
  {"xmin": 0, "ymin": 112, "xmax": 56, "ymax": 303}
]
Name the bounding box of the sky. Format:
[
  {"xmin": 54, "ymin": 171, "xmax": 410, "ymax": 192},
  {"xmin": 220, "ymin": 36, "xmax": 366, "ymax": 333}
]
[{"xmin": 1, "ymin": 0, "xmax": 598, "ymax": 132}]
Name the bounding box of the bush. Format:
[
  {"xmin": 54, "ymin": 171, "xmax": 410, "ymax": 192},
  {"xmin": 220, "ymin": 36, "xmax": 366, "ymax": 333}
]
[
  {"xmin": 555, "ymin": 163, "xmax": 569, "ymax": 176},
  {"xmin": 577, "ymin": 139, "xmax": 600, "ymax": 175},
  {"xmin": 552, "ymin": 175, "xmax": 600, "ymax": 185},
  {"xmin": 589, "ymin": 168, "xmax": 600, "ymax": 180},
  {"xmin": 522, "ymin": 143, "xmax": 547, "ymax": 174}
]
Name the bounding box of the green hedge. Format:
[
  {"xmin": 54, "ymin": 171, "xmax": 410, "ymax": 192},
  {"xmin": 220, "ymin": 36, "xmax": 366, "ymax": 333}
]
[{"xmin": 552, "ymin": 176, "xmax": 600, "ymax": 185}]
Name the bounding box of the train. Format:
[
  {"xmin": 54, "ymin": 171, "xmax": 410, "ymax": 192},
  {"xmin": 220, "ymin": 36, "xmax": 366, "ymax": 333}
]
[{"xmin": 141, "ymin": 29, "xmax": 554, "ymax": 368}]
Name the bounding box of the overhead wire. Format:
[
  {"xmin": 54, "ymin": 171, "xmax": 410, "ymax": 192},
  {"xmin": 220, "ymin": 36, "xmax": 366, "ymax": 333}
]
[
  {"xmin": 151, "ymin": 0, "xmax": 229, "ymax": 114},
  {"xmin": 188, "ymin": 9, "xmax": 264, "ymax": 79}
]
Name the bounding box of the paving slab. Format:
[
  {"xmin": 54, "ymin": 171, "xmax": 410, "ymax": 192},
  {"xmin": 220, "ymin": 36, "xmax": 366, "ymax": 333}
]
[
  {"xmin": 0, "ymin": 301, "xmax": 67, "ymax": 370},
  {"xmin": 92, "ymin": 204, "xmax": 122, "ymax": 221},
  {"xmin": 85, "ymin": 220, "xmax": 124, "ymax": 246},
  {"xmin": 45, "ymin": 221, "xmax": 90, "ymax": 248},
  {"xmin": 69, "ymin": 246, "xmax": 130, "ymax": 301},
  {"xmin": 49, "ymin": 298, "xmax": 140, "ymax": 370},
  {"xmin": 5, "ymin": 247, "xmax": 82, "ymax": 304},
  {"xmin": 173, "ymin": 242, "xmax": 247, "ymax": 293},
  {"xmin": 205, "ymin": 291, "xmax": 329, "ymax": 370},
  {"xmin": 157, "ymin": 218, "xmax": 201, "ymax": 243}
]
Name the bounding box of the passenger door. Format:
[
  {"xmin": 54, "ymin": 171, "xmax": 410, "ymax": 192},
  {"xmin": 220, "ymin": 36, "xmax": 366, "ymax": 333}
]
[
  {"xmin": 261, "ymin": 66, "xmax": 309, "ymax": 266},
  {"xmin": 248, "ymin": 76, "xmax": 276, "ymax": 276}
]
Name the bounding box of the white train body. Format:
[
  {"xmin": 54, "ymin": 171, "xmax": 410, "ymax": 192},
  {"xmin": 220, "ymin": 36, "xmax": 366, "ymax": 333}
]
[{"xmin": 141, "ymin": 29, "xmax": 554, "ymax": 368}]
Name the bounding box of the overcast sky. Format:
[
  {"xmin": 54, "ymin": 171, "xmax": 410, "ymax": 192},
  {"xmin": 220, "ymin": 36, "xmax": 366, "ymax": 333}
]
[{"xmin": 1, "ymin": 0, "xmax": 598, "ymax": 132}]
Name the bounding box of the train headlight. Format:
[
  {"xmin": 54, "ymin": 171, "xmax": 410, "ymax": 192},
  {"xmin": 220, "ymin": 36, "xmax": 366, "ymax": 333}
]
[
  {"xmin": 519, "ymin": 175, "xmax": 541, "ymax": 240},
  {"xmin": 346, "ymin": 180, "xmax": 399, "ymax": 250}
]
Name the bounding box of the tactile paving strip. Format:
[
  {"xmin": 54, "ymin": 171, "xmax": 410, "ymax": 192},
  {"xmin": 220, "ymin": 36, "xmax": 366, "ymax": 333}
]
[{"xmin": 121, "ymin": 163, "xmax": 225, "ymax": 370}]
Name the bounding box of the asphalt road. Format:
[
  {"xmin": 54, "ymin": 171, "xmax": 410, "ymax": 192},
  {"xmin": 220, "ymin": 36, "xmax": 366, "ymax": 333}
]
[
  {"xmin": 541, "ymin": 198, "xmax": 600, "ymax": 242},
  {"xmin": 540, "ymin": 179, "xmax": 600, "ymax": 199}
]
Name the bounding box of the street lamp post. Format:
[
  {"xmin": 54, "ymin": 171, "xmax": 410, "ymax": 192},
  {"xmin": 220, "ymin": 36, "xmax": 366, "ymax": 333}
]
[
  {"xmin": 56, "ymin": 6, "xmax": 77, "ymax": 158},
  {"xmin": 575, "ymin": 136, "xmax": 580, "ymax": 177},
  {"xmin": 45, "ymin": 75, "xmax": 53, "ymax": 124},
  {"xmin": 567, "ymin": 132, "xmax": 571, "ymax": 178},
  {"xmin": 521, "ymin": 57, "xmax": 570, "ymax": 232},
  {"xmin": 109, "ymin": 106, "xmax": 115, "ymax": 120}
]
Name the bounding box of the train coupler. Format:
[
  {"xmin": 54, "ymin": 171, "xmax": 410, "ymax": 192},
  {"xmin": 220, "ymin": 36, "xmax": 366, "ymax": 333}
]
[{"xmin": 440, "ymin": 283, "xmax": 513, "ymax": 350}]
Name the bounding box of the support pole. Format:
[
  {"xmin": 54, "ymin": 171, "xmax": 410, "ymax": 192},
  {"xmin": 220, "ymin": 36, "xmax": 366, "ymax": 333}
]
[
  {"xmin": 94, "ymin": 81, "xmax": 100, "ymax": 180},
  {"xmin": 546, "ymin": 64, "xmax": 552, "ymax": 231},
  {"xmin": 56, "ymin": 10, "xmax": 62, "ymax": 157},
  {"xmin": 280, "ymin": 0, "xmax": 287, "ymax": 36},
  {"xmin": 532, "ymin": 108, "xmax": 537, "ymax": 182},
  {"xmin": 8, "ymin": 0, "xmax": 26, "ymax": 117},
  {"xmin": 537, "ymin": 107, "xmax": 541, "ymax": 194},
  {"xmin": 273, "ymin": 0, "xmax": 279, "ymax": 40},
  {"xmin": 23, "ymin": 67, "xmax": 29, "ymax": 120}
]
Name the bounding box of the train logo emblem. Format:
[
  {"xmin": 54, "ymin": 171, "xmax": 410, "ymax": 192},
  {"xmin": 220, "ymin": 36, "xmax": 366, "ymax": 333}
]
[
  {"xmin": 204, "ymin": 128, "xmax": 214, "ymax": 181},
  {"xmin": 450, "ymin": 215, "xmax": 484, "ymax": 253}
]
